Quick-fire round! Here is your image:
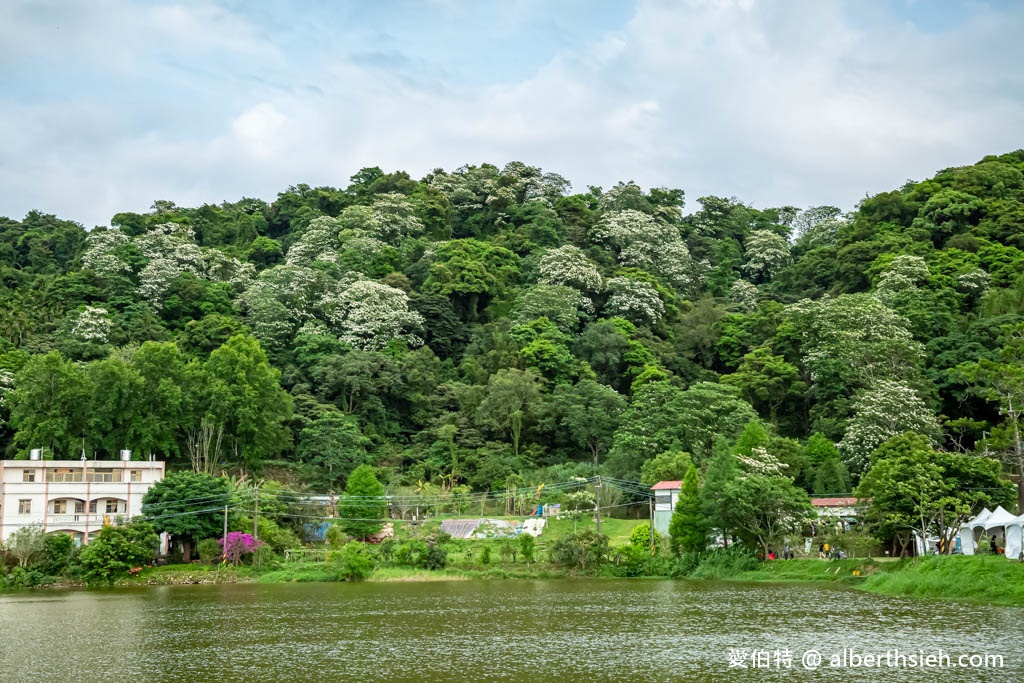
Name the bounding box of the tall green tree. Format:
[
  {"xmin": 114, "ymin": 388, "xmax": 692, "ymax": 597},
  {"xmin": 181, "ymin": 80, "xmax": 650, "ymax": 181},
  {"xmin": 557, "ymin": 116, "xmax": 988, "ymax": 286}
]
[
  {"xmin": 8, "ymin": 351, "xmax": 91, "ymax": 457},
  {"xmin": 202, "ymin": 334, "xmax": 293, "ymax": 470},
  {"xmin": 339, "ymin": 464, "xmax": 386, "ymax": 539},
  {"xmin": 669, "ymin": 464, "xmax": 707, "ymax": 555},
  {"xmin": 552, "ymin": 379, "xmax": 626, "ymax": 464},
  {"xmin": 142, "ymin": 471, "xmax": 230, "ymax": 562},
  {"xmin": 856, "ymin": 433, "xmax": 1012, "ymax": 555}
]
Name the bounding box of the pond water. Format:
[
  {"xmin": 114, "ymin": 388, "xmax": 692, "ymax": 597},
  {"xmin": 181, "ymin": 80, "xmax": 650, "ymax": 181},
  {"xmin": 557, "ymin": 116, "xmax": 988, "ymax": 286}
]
[{"xmin": 1, "ymin": 579, "xmax": 1020, "ymax": 681}]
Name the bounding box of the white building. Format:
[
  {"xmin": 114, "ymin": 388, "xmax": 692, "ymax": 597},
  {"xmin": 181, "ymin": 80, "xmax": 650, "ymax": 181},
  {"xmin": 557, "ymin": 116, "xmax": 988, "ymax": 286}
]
[
  {"xmin": 652, "ymin": 480, "xmax": 682, "ymax": 535},
  {"xmin": 0, "ymin": 452, "xmax": 165, "ymax": 545}
]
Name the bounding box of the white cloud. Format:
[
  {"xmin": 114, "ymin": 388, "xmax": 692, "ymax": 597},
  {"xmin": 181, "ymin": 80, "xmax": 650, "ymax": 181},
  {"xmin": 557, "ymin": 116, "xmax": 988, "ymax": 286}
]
[{"xmin": 0, "ymin": 0, "xmax": 1021, "ymax": 227}]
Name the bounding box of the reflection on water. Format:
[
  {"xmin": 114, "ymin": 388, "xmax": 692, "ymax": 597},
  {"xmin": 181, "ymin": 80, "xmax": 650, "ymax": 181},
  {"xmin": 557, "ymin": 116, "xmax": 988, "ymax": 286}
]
[{"xmin": 1, "ymin": 579, "xmax": 1020, "ymax": 681}]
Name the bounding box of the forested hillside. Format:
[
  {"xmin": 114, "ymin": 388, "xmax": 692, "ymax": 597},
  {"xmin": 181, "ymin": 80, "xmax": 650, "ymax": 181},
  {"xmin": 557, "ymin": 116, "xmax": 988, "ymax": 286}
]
[{"xmin": 2, "ymin": 152, "xmax": 1023, "ymax": 499}]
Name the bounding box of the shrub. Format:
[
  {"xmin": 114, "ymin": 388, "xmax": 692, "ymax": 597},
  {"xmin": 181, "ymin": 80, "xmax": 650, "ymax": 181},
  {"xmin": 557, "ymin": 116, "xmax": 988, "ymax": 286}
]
[
  {"xmin": 77, "ymin": 518, "xmax": 159, "ymax": 584},
  {"xmin": 551, "ymin": 530, "xmax": 609, "ymax": 571},
  {"xmin": 197, "ymin": 538, "xmax": 223, "ymax": 565},
  {"xmin": 219, "ymin": 532, "xmax": 264, "ymax": 565},
  {"xmin": 251, "ymin": 546, "xmax": 279, "ymax": 571},
  {"xmin": 332, "ymin": 542, "xmax": 375, "ymax": 581},
  {"xmin": 518, "ymin": 533, "xmax": 535, "ymax": 563},
  {"xmin": 325, "ymin": 524, "xmax": 347, "ymax": 548},
  {"xmin": 629, "ymin": 523, "xmax": 660, "ymax": 554},
  {"xmin": 40, "ymin": 533, "xmax": 75, "ymax": 576},
  {"xmin": 421, "ymin": 544, "xmax": 448, "ymax": 570}
]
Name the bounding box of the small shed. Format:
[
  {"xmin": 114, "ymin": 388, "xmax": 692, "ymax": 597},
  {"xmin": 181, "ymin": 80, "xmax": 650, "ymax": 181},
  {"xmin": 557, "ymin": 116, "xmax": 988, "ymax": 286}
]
[{"xmin": 652, "ymin": 481, "xmax": 682, "ymax": 535}]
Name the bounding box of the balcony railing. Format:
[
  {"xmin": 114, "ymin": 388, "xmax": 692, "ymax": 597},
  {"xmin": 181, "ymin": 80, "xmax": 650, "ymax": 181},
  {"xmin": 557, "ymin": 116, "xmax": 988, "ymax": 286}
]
[{"xmin": 46, "ymin": 513, "xmax": 126, "ymax": 525}]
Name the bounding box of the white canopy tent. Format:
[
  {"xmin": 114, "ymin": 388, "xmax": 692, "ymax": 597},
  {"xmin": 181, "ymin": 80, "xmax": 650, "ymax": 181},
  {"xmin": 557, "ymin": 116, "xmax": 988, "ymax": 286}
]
[
  {"xmin": 983, "ymin": 506, "xmax": 1021, "ymax": 559},
  {"xmin": 1006, "ymin": 514, "xmax": 1024, "ymax": 561},
  {"xmin": 958, "ymin": 508, "xmax": 992, "ymax": 555}
]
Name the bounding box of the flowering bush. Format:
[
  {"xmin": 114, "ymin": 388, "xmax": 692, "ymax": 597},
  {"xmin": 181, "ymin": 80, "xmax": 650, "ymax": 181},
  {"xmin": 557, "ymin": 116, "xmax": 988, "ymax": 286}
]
[{"xmin": 219, "ymin": 532, "xmax": 265, "ymax": 565}]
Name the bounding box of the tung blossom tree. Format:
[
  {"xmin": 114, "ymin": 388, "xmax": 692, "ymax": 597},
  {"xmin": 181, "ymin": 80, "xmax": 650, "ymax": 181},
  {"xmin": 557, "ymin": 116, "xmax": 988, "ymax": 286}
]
[
  {"xmin": 69, "ymin": 306, "xmax": 113, "ymax": 343},
  {"xmin": 325, "ymin": 280, "xmax": 425, "ymax": 350},
  {"xmin": 839, "ymin": 380, "xmax": 941, "ymax": 474},
  {"xmin": 742, "ymin": 229, "xmax": 790, "ymax": 282},
  {"xmin": 538, "ymin": 245, "xmax": 603, "ymax": 292},
  {"xmin": 603, "ymin": 278, "xmax": 665, "ymax": 326}
]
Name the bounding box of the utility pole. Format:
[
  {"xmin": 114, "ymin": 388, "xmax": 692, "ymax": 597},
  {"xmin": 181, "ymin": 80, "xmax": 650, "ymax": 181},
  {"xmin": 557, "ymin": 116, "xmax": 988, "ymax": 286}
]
[
  {"xmin": 1009, "ymin": 397, "xmax": 1024, "ymax": 513},
  {"xmin": 649, "ymin": 496, "xmax": 655, "ymax": 552},
  {"xmin": 253, "ymin": 485, "xmax": 260, "ymax": 541},
  {"xmin": 594, "ymin": 476, "xmax": 602, "ymax": 535},
  {"xmin": 222, "ymin": 505, "xmax": 229, "ymax": 562}
]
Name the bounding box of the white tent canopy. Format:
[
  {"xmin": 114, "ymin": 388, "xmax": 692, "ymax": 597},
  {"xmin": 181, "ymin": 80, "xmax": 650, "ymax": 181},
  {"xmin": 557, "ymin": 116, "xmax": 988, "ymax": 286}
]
[
  {"xmin": 984, "ymin": 506, "xmax": 1018, "ymax": 531},
  {"xmin": 958, "ymin": 508, "xmax": 992, "ymax": 555},
  {"xmin": 1006, "ymin": 514, "xmax": 1024, "ymax": 561}
]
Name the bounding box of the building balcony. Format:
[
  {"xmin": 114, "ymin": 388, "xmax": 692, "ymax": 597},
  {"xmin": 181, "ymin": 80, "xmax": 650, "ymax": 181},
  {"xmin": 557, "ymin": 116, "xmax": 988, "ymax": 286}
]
[{"xmin": 47, "ymin": 513, "xmax": 126, "ymax": 525}]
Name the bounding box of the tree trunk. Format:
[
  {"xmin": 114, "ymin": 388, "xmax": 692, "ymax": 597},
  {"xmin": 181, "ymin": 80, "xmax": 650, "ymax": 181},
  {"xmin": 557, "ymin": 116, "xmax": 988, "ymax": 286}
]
[{"xmin": 181, "ymin": 538, "xmax": 193, "ymax": 563}]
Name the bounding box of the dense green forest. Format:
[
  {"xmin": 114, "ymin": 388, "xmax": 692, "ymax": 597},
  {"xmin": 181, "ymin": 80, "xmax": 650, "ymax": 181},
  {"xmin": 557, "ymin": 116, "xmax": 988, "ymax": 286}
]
[{"xmin": 2, "ymin": 151, "xmax": 1024, "ymax": 509}]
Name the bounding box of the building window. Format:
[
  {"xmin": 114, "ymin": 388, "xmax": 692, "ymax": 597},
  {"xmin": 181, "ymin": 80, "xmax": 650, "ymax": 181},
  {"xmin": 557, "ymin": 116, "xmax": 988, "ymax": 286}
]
[
  {"xmin": 18, "ymin": 499, "xmax": 31, "ymax": 514},
  {"xmin": 130, "ymin": 470, "xmax": 141, "ymax": 482},
  {"xmin": 87, "ymin": 468, "xmax": 119, "ymax": 483},
  {"xmin": 22, "ymin": 470, "xmax": 35, "ymax": 482},
  {"xmin": 105, "ymin": 499, "xmax": 120, "ymax": 514},
  {"xmin": 75, "ymin": 500, "xmax": 85, "ymax": 514},
  {"xmin": 88, "ymin": 500, "xmax": 97, "ymax": 513},
  {"xmin": 47, "ymin": 468, "xmax": 83, "ymax": 483},
  {"xmin": 52, "ymin": 500, "xmax": 67, "ymax": 514}
]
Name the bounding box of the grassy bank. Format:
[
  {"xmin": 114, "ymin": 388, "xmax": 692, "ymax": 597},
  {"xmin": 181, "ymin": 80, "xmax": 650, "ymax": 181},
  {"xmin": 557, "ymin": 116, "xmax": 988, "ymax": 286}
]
[
  {"xmin": 81, "ymin": 553, "xmax": 1024, "ymax": 609},
  {"xmin": 862, "ymin": 555, "xmax": 1024, "ymax": 606},
  {"xmin": 730, "ymin": 558, "xmax": 879, "ymax": 585}
]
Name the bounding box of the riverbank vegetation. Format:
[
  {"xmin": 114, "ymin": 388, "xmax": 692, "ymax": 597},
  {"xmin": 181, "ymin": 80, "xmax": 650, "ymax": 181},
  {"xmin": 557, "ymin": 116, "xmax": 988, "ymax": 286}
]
[{"xmin": 3, "ymin": 152, "xmax": 1024, "ymax": 603}]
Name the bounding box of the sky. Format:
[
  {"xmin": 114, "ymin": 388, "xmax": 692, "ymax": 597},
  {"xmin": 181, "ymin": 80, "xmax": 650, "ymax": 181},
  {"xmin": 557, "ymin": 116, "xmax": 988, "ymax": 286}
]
[{"xmin": 1, "ymin": 0, "xmax": 1022, "ymax": 228}]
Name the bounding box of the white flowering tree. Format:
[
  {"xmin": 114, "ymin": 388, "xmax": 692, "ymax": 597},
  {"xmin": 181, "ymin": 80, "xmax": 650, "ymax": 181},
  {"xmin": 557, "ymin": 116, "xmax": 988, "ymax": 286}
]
[
  {"xmin": 839, "ymin": 380, "xmax": 941, "ymax": 473},
  {"xmin": 742, "ymin": 229, "xmax": 790, "ymax": 282},
  {"xmin": 511, "ymin": 284, "xmax": 592, "ymax": 333},
  {"xmin": 69, "ymin": 306, "xmax": 113, "ymax": 343},
  {"xmin": 204, "ymin": 249, "xmax": 255, "ymax": 289},
  {"xmin": 729, "ymin": 279, "xmax": 759, "ymax": 312},
  {"xmin": 285, "ymin": 216, "xmax": 341, "ymax": 267},
  {"xmin": 874, "ymin": 255, "xmax": 929, "ymax": 303},
  {"xmin": 236, "ymin": 265, "xmax": 329, "ymax": 349},
  {"xmin": 956, "ymin": 268, "xmax": 991, "ymax": 297},
  {"xmin": 324, "ymin": 280, "xmax": 424, "ymax": 350},
  {"xmin": 338, "ymin": 193, "xmax": 423, "ymax": 244},
  {"xmin": 133, "ymin": 224, "xmax": 208, "ymax": 307},
  {"xmin": 791, "ymin": 206, "xmax": 843, "ymax": 246},
  {"xmin": 538, "ymin": 245, "xmax": 603, "ymax": 292},
  {"xmin": 592, "ymin": 210, "xmax": 698, "ymax": 290},
  {"xmin": 82, "ymin": 228, "xmax": 131, "ymax": 277},
  {"xmin": 789, "ymin": 294, "xmax": 924, "ymax": 387},
  {"xmin": 0, "ymin": 368, "xmax": 14, "ymax": 427},
  {"xmin": 603, "ymin": 277, "xmax": 665, "ymax": 326}
]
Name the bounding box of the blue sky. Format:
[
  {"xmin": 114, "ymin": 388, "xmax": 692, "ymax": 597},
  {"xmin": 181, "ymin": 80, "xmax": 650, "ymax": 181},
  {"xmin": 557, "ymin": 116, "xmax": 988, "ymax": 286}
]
[{"xmin": 1, "ymin": 0, "xmax": 1022, "ymax": 227}]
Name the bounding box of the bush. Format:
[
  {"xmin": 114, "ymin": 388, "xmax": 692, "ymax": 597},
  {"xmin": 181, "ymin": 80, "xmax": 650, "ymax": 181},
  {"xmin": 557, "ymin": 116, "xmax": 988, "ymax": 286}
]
[
  {"xmin": 251, "ymin": 546, "xmax": 279, "ymax": 571},
  {"xmin": 332, "ymin": 542, "xmax": 375, "ymax": 581},
  {"xmin": 518, "ymin": 533, "xmax": 535, "ymax": 563},
  {"xmin": 629, "ymin": 523, "xmax": 660, "ymax": 554},
  {"xmin": 421, "ymin": 544, "xmax": 448, "ymax": 570},
  {"xmin": 378, "ymin": 538, "xmax": 397, "ymax": 562},
  {"xmin": 388, "ymin": 539, "xmax": 448, "ymax": 570},
  {"xmin": 551, "ymin": 530, "xmax": 609, "ymax": 571},
  {"xmin": 39, "ymin": 533, "xmax": 75, "ymax": 576},
  {"xmin": 668, "ymin": 552, "xmax": 703, "ymax": 578},
  {"xmin": 197, "ymin": 538, "xmax": 223, "ymax": 565},
  {"xmin": 77, "ymin": 519, "xmax": 159, "ymax": 584}
]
